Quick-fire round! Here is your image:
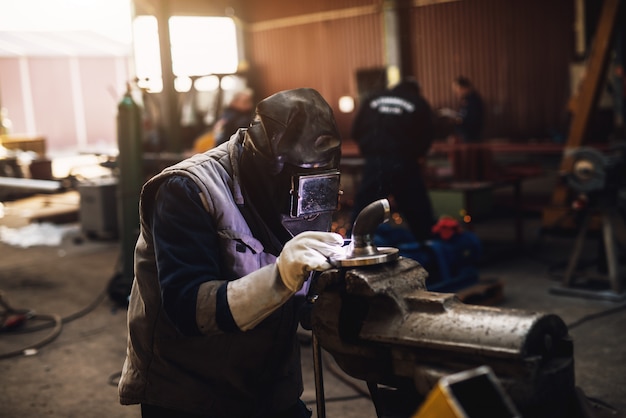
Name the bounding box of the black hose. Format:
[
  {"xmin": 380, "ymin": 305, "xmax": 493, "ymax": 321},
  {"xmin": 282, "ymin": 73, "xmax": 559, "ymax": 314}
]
[
  {"xmin": 567, "ymin": 302, "xmax": 626, "ymax": 330},
  {"xmin": 0, "ymin": 286, "xmax": 107, "ymax": 360},
  {"xmin": 0, "ymin": 313, "xmax": 62, "ymax": 360}
]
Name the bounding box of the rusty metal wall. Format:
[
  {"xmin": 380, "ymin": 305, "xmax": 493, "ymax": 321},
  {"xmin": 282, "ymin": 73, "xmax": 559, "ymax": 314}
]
[
  {"xmin": 239, "ymin": 0, "xmax": 379, "ymax": 23},
  {"xmin": 244, "ymin": 0, "xmax": 574, "ymax": 140},
  {"xmin": 411, "ymin": 0, "xmax": 575, "ymax": 139},
  {"xmin": 245, "ymin": 2, "xmax": 384, "ymax": 140}
]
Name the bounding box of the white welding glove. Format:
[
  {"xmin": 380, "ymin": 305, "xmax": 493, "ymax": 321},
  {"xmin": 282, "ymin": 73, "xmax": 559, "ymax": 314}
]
[
  {"xmin": 276, "ymin": 231, "xmax": 345, "ymax": 292},
  {"xmin": 227, "ymin": 231, "xmax": 345, "ymax": 331}
]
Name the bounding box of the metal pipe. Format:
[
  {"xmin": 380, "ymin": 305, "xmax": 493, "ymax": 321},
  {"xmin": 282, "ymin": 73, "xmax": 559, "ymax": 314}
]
[
  {"xmin": 349, "ymin": 199, "xmax": 390, "ymax": 257},
  {"xmin": 312, "ymin": 333, "xmax": 326, "ymax": 418},
  {"xmin": 0, "ymin": 177, "xmax": 62, "ymax": 191},
  {"xmin": 330, "ymin": 198, "xmax": 398, "ymax": 267}
]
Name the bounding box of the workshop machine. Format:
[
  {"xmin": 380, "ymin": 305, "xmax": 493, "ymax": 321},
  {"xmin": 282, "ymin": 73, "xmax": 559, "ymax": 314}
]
[
  {"xmin": 549, "ymin": 144, "xmax": 626, "ymax": 301},
  {"xmin": 307, "ymin": 199, "xmax": 601, "ymax": 418}
]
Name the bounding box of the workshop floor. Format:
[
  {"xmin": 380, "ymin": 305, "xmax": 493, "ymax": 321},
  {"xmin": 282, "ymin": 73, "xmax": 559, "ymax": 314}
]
[{"xmin": 0, "ymin": 198, "xmax": 625, "ymax": 418}]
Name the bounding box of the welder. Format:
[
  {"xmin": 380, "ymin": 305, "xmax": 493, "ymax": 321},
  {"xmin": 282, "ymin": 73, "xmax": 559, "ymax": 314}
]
[{"xmin": 118, "ymin": 88, "xmax": 346, "ymax": 418}]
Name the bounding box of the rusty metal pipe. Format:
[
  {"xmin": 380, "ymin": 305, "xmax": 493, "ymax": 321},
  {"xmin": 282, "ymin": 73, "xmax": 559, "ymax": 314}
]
[{"xmin": 330, "ymin": 199, "xmax": 399, "ymax": 267}]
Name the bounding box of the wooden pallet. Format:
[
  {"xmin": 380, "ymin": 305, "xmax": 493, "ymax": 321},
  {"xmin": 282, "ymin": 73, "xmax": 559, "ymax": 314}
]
[{"xmin": 455, "ymin": 278, "xmax": 504, "ymax": 306}]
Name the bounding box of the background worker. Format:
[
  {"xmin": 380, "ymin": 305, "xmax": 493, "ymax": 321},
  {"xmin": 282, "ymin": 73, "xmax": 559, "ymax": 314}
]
[
  {"xmin": 213, "ymin": 88, "xmax": 255, "ymax": 147},
  {"xmin": 350, "ymin": 77, "xmax": 436, "ymax": 242},
  {"xmin": 119, "ymin": 88, "xmax": 345, "ymax": 418},
  {"xmin": 450, "ymin": 75, "xmax": 485, "ymax": 142}
]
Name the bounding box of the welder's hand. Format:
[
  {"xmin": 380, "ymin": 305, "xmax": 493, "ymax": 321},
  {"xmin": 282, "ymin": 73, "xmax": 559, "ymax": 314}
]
[
  {"xmin": 277, "ymin": 231, "xmax": 345, "ymax": 292},
  {"xmin": 226, "ymin": 231, "xmax": 344, "ymax": 332}
]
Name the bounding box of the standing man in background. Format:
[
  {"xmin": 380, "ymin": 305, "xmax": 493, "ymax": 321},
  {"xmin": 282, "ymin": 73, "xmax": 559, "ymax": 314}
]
[
  {"xmin": 450, "ymin": 76, "xmax": 485, "ymax": 142},
  {"xmin": 350, "ymin": 77, "xmax": 436, "ymax": 242}
]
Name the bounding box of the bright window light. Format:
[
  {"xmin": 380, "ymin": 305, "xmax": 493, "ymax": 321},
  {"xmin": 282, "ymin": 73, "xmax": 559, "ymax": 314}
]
[
  {"xmin": 0, "ymin": 0, "xmax": 132, "ymax": 43},
  {"xmin": 174, "ymin": 76, "xmax": 192, "ymax": 93},
  {"xmin": 133, "ymin": 16, "xmax": 162, "ymax": 91},
  {"xmin": 169, "ymin": 16, "xmax": 239, "ymax": 76},
  {"xmin": 221, "ymin": 75, "xmax": 241, "ymax": 91},
  {"xmin": 194, "ymin": 75, "xmax": 220, "ymax": 92},
  {"xmin": 132, "ymin": 16, "xmax": 239, "ymax": 92}
]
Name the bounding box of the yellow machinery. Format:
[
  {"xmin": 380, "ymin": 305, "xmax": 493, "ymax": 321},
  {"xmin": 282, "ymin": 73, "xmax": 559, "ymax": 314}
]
[{"xmin": 413, "ymin": 366, "xmax": 520, "ymax": 418}]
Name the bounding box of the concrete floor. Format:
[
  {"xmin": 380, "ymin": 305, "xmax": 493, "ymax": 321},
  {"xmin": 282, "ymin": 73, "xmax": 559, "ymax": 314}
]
[{"xmin": 0, "ymin": 198, "xmax": 625, "ymax": 417}]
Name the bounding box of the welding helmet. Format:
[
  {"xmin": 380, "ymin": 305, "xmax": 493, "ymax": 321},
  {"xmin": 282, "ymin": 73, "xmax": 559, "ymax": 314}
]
[{"xmin": 240, "ymin": 88, "xmax": 342, "ymax": 237}]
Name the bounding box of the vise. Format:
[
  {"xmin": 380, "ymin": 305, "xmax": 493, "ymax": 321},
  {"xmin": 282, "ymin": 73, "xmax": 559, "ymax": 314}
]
[{"xmin": 309, "ymin": 199, "xmax": 577, "ymax": 417}]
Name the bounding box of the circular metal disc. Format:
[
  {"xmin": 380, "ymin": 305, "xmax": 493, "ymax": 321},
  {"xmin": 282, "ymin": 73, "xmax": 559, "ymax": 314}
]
[{"xmin": 331, "ymin": 247, "xmax": 399, "ymax": 267}]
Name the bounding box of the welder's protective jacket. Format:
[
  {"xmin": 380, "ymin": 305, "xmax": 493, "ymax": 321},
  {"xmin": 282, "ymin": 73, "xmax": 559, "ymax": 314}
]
[{"xmin": 118, "ymin": 132, "xmax": 303, "ymax": 417}]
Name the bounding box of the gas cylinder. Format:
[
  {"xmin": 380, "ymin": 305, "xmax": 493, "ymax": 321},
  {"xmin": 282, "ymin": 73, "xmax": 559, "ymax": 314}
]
[{"xmin": 114, "ymin": 83, "xmax": 144, "ymax": 300}]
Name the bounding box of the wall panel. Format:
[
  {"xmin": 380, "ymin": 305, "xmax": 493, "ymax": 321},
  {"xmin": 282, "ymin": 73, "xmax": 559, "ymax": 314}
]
[
  {"xmin": 28, "ymin": 58, "xmax": 77, "ymax": 151},
  {"xmin": 410, "ymin": 0, "xmax": 574, "ymax": 139},
  {"xmin": 78, "ymin": 57, "xmax": 129, "ymax": 150},
  {"xmin": 245, "ymin": 0, "xmax": 575, "ymax": 141},
  {"xmin": 247, "ymin": 11, "xmax": 384, "ymax": 140},
  {"xmin": 0, "ymin": 58, "xmax": 27, "ymax": 134},
  {"xmin": 1, "ymin": 56, "xmax": 130, "ymax": 154},
  {"xmin": 240, "ymin": 0, "xmax": 379, "ymax": 23}
]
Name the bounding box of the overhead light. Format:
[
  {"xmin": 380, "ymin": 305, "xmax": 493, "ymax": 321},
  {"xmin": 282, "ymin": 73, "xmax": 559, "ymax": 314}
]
[{"xmin": 338, "ymin": 96, "xmax": 355, "ymax": 113}]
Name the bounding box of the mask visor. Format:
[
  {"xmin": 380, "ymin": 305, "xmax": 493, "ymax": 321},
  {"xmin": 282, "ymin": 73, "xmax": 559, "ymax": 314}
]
[{"xmin": 290, "ymin": 170, "xmax": 340, "ymax": 217}]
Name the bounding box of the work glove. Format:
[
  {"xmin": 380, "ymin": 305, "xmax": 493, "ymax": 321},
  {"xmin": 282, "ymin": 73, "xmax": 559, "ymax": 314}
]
[
  {"xmin": 227, "ymin": 231, "xmax": 344, "ymax": 331},
  {"xmin": 276, "ymin": 231, "xmax": 345, "ymax": 292}
]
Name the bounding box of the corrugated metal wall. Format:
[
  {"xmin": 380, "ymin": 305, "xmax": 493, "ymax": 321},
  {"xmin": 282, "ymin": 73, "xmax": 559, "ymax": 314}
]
[
  {"xmin": 411, "ymin": 0, "xmax": 574, "ymax": 139},
  {"xmin": 244, "ymin": 0, "xmax": 574, "ymax": 141},
  {"xmin": 240, "ymin": 0, "xmax": 379, "ymax": 23},
  {"xmin": 244, "ymin": 1, "xmax": 383, "ymax": 140}
]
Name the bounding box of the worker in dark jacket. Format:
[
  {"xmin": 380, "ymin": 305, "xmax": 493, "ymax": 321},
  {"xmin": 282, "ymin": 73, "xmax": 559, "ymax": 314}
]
[
  {"xmin": 213, "ymin": 88, "xmax": 255, "ymax": 147},
  {"xmin": 350, "ymin": 78, "xmax": 436, "ymax": 241},
  {"xmin": 119, "ymin": 88, "xmax": 345, "ymax": 418},
  {"xmin": 452, "ymin": 76, "xmax": 484, "ymax": 142}
]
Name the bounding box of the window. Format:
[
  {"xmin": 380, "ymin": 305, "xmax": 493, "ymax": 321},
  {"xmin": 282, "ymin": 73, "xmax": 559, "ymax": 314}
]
[{"xmin": 133, "ymin": 15, "xmax": 239, "ymax": 92}]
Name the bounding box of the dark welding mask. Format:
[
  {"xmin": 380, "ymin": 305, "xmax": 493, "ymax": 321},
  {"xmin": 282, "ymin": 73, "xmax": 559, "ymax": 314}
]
[{"xmin": 241, "ymin": 88, "xmax": 342, "ymax": 235}]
